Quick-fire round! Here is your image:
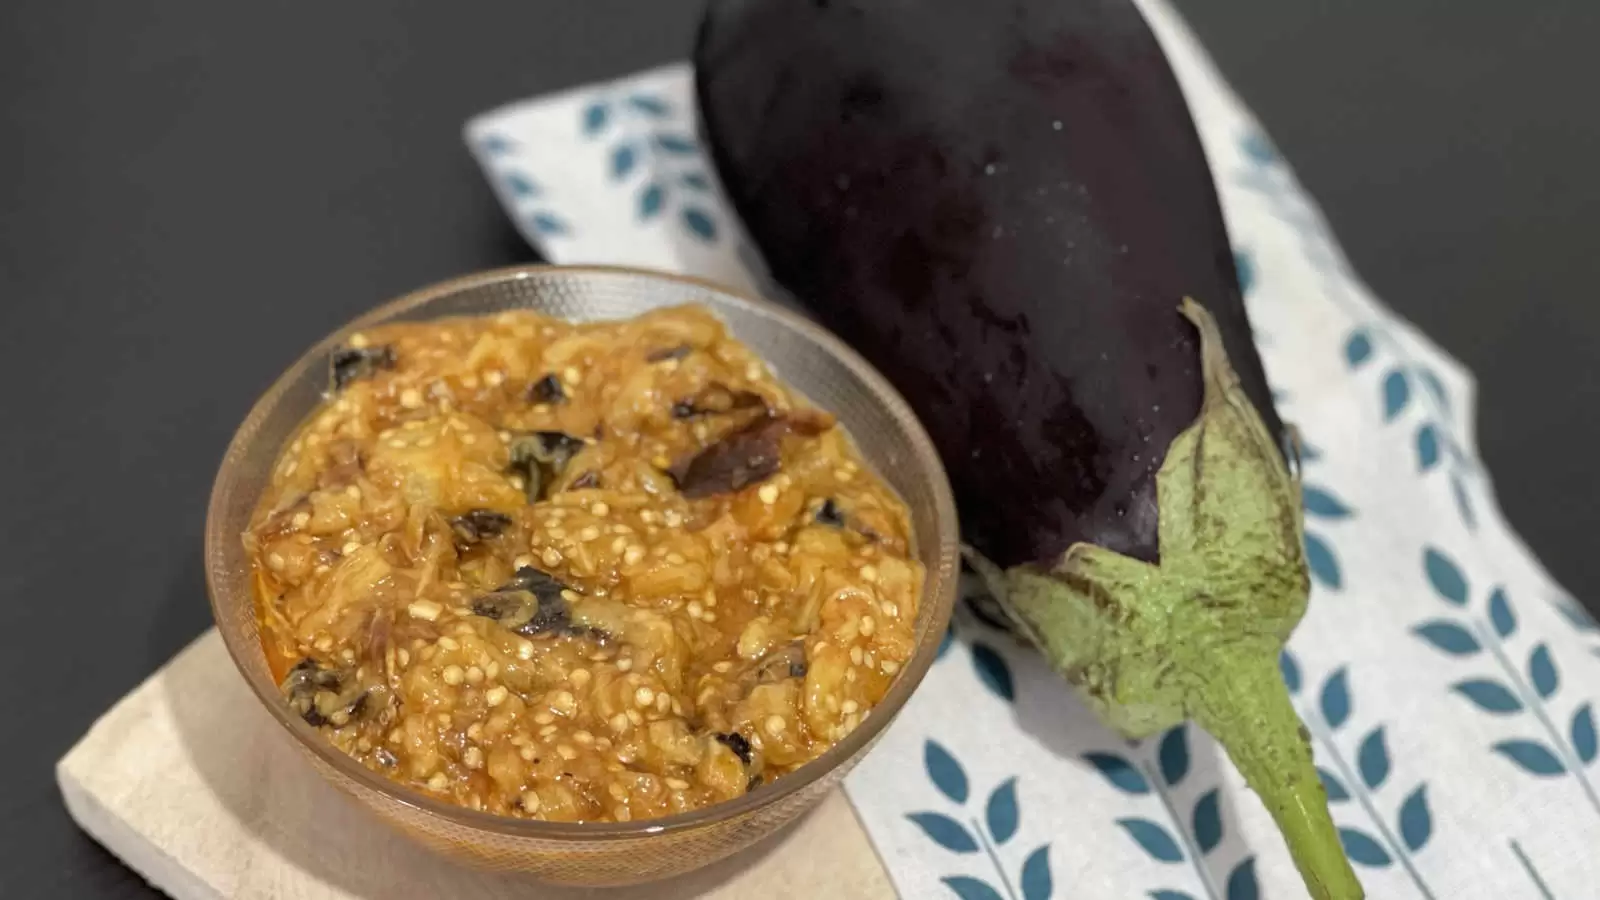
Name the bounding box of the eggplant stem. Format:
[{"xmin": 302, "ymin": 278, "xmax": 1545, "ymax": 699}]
[{"xmin": 1194, "ymin": 650, "xmax": 1364, "ymax": 900}]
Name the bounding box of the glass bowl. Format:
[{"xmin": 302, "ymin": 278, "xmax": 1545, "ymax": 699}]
[{"xmin": 204, "ymin": 265, "xmax": 960, "ymax": 886}]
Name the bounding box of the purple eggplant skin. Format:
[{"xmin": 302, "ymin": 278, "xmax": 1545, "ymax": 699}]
[{"xmin": 694, "ymin": 0, "xmax": 1285, "ymax": 570}]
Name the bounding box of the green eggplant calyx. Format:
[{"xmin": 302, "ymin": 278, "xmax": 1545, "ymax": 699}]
[{"xmin": 969, "ymin": 298, "xmax": 1362, "ymax": 899}]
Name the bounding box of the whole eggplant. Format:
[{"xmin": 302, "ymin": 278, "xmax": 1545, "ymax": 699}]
[{"xmin": 695, "ymin": 1, "xmax": 1360, "ymax": 897}]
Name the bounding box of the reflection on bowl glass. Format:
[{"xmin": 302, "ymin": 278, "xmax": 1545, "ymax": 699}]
[{"xmin": 206, "ymin": 266, "xmax": 958, "ymax": 885}]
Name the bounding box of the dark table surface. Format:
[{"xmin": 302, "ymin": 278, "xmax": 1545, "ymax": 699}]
[{"xmin": 3, "ymin": 1, "xmax": 1596, "ymax": 895}]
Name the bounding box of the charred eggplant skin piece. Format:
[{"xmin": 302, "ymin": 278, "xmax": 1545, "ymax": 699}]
[
  {"xmin": 528, "ymin": 373, "xmax": 567, "ymax": 405},
  {"xmin": 329, "ymin": 345, "xmax": 396, "ymax": 392},
  {"xmin": 449, "ymin": 508, "xmax": 513, "ymax": 546},
  {"xmin": 695, "ymin": 0, "xmax": 1283, "ymax": 570},
  {"xmin": 472, "ymin": 566, "xmax": 576, "ymax": 636},
  {"xmin": 714, "ymin": 731, "xmax": 753, "ymax": 765},
  {"xmin": 507, "ymin": 431, "xmax": 585, "ymax": 501},
  {"xmin": 281, "ymin": 657, "xmax": 367, "ymax": 727}
]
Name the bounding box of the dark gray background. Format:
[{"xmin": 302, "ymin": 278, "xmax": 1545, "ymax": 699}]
[{"xmin": 1, "ymin": 1, "xmax": 1594, "ymax": 895}]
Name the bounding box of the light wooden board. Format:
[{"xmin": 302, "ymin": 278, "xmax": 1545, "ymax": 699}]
[{"xmin": 57, "ymin": 630, "xmax": 897, "ymax": 899}]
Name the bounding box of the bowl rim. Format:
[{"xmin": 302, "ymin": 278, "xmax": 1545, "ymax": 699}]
[{"xmin": 205, "ymin": 263, "xmax": 960, "ymax": 841}]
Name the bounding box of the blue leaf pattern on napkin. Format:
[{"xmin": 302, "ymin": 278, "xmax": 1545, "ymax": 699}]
[
  {"xmin": 911, "ymin": 741, "xmax": 1055, "ymax": 897},
  {"xmin": 1304, "ymin": 533, "xmax": 1342, "ymax": 590},
  {"xmin": 1296, "ymin": 448, "xmax": 1349, "ymax": 590},
  {"xmin": 1488, "ymin": 588, "xmax": 1516, "ymax": 638},
  {"xmin": 652, "ymin": 133, "xmax": 698, "ymax": 154},
  {"xmin": 1450, "ymin": 474, "xmax": 1477, "ymax": 529},
  {"xmin": 681, "ymin": 206, "xmax": 717, "ymax": 241},
  {"xmin": 1320, "ymin": 667, "xmax": 1352, "ymax": 729},
  {"xmin": 1412, "ymin": 549, "xmax": 1600, "ymax": 807},
  {"xmin": 1302, "ymin": 486, "xmax": 1353, "ymax": 519},
  {"xmin": 1241, "ymin": 130, "xmax": 1280, "ymax": 164},
  {"xmin": 581, "ymin": 90, "xmax": 721, "ymax": 243},
  {"xmin": 1357, "ymin": 727, "xmax": 1390, "ymax": 790},
  {"xmin": 1333, "ymin": 305, "xmax": 1475, "ymax": 528},
  {"xmin": 1493, "ymin": 741, "xmax": 1566, "ymax": 776},
  {"xmin": 1529, "ymin": 644, "xmax": 1559, "ymax": 699},
  {"xmin": 1413, "ymin": 621, "xmax": 1481, "ymax": 655},
  {"xmin": 1418, "ymin": 368, "xmax": 1450, "ymax": 414},
  {"xmin": 1573, "ymin": 704, "xmax": 1598, "ymax": 765},
  {"xmin": 625, "ymin": 94, "xmax": 670, "ymax": 117},
  {"xmin": 942, "ymin": 876, "xmax": 1005, "ymax": 900},
  {"xmin": 1382, "ymin": 370, "xmax": 1411, "ymax": 420},
  {"xmin": 610, "ymin": 144, "xmax": 637, "ymax": 180},
  {"xmin": 479, "ymin": 133, "xmax": 515, "ymax": 156},
  {"xmin": 1280, "ymin": 649, "xmax": 1301, "ymax": 694},
  {"xmin": 1344, "ymin": 330, "xmax": 1373, "ymax": 367},
  {"xmin": 908, "ymin": 812, "xmax": 980, "ymax": 853},
  {"xmin": 581, "ymin": 102, "xmax": 608, "ymax": 135},
  {"xmin": 1158, "ymin": 726, "xmax": 1189, "ymax": 786},
  {"xmin": 528, "ymin": 211, "xmax": 568, "ymax": 236},
  {"xmin": 1191, "ymin": 789, "xmax": 1222, "ymax": 855},
  {"xmin": 1398, "ymin": 786, "xmax": 1433, "ymax": 853},
  {"xmin": 926, "ymin": 741, "xmax": 969, "ymax": 804},
  {"xmin": 504, "ymin": 172, "xmax": 538, "ymax": 197},
  {"xmin": 1424, "ymin": 548, "xmax": 1469, "ymax": 606},
  {"xmin": 972, "ymin": 642, "xmax": 1016, "ymax": 701},
  {"xmin": 1339, "ymin": 827, "xmax": 1393, "ymax": 867},
  {"xmin": 1318, "ymin": 767, "xmax": 1350, "ymax": 802},
  {"xmin": 1117, "ymin": 819, "xmax": 1184, "ymax": 863},
  {"xmin": 1415, "ymin": 423, "xmax": 1441, "ymax": 472},
  {"xmin": 986, "ymin": 779, "xmax": 1020, "ymax": 845},
  {"xmin": 637, "ymin": 182, "xmax": 664, "ymax": 220},
  {"xmin": 1234, "ymin": 250, "xmax": 1255, "ymax": 296},
  {"xmin": 1225, "ymin": 858, "xmax": 1260, "ymax": 900},
  {"xmin": 1020, "ymin": 846, "xmax": 1053, "ymax": 900},
  {"xmin": 472, "ymin": 144, "xmax": 573, "ymax": 239},
  {"xmin": 1085, "ymin": 752, "xmax": 1151, "ymax": 795},
  {"xmin": 1452, "ymin": 679, "xmax": 1523, "ymax": 714}
]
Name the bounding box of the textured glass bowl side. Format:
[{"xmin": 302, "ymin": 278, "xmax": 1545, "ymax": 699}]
[{"xmin": 203, "ymin": 265, "xmax": 960, "ymax": 886}]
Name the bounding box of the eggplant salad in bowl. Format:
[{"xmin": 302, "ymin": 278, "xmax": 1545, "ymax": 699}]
[{"xmin": 206, "ymin": 267, "xmax": 959, "ymax": 885}]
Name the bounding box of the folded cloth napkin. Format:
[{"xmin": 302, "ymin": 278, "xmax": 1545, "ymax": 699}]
[{"xmin": 465, "ymin": 4, "xmax": 1600, "ymax": 897}]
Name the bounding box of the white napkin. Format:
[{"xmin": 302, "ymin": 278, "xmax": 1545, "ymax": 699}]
[{"xmin": 464, "ymin": 5, "xmax": 1600, "ymax": 897}]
